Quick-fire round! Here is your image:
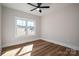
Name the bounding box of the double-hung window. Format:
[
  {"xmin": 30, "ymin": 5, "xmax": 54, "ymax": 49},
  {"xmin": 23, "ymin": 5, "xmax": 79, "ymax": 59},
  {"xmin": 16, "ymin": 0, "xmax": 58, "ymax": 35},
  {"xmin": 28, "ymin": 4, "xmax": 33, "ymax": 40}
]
[{"xmin": 16, "ymin": 17, "xmax": 35, "ymax": 37}]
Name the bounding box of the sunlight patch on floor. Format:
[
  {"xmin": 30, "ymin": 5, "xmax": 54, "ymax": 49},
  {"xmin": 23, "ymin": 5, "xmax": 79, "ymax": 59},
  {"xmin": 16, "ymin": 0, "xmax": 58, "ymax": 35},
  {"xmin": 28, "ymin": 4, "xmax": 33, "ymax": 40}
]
[
  {"xmin": 18, "ymin": 44, "xmax": 33, "ymax": 56},
  {"xmin": 22, "ymin": 52, "xmax": 31, "ymax": 56},
  {"xmin": 2, "ymin": 44, "xmax": 33, "ymax": 56},
  {"xmin": 2, "ymin": 48, "xmax": 21, "ymax": 56}
]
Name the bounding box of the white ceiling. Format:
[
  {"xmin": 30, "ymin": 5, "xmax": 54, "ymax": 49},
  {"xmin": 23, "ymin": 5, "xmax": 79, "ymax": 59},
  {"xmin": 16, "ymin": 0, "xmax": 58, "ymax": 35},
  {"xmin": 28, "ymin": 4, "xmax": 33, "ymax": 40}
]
[{"xmin": 2, "ymin": 3, "xmax": 72, "ymax": 16}]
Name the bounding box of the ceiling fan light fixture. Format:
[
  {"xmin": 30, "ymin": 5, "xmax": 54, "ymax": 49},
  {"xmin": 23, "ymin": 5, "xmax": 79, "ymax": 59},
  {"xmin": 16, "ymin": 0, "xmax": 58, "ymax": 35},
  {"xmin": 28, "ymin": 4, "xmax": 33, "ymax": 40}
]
[
  {"xmin": 39, "ymin": 9, "xmax": 42, "ymax": 13},
  {"xmin": 36, "ymin": 8, "xmax": 40, "ymax": 11}
]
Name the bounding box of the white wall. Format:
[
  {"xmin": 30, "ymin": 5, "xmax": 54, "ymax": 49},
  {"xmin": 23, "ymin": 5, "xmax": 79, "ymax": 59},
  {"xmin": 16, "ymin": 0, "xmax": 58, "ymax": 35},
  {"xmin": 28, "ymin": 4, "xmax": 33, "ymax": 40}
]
[
  {"xmin": 41, "ymin": 4, "xmax": 79, "ymax": 50},
  {"xmin": 2, "ymin": 6, "xmax": 41, "ymax": 47},
  {"xmin": 2, "ymin": 4, "xmax": 79, "ymax": 51},
  {"xmin": 0, "ymin": 4, "xmax": 2, "ymax": 55}
]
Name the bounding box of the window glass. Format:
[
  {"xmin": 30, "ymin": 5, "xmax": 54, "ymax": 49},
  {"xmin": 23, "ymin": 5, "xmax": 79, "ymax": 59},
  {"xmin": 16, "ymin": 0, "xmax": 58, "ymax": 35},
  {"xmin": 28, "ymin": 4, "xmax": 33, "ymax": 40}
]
[
  {"xmin": 16, "ymin": 20, "xmax": 26, "ymax": 26},
  {"xmin": 27, "ymin": 21, "xmax": 35, "ymax": 35},
  {"xmin": 16, "ymin": 19, "xmax": 26, "ymax": 37},
  {"xmin": 15, "ymin": 17, "xmax": 35, "ymax": 37}
]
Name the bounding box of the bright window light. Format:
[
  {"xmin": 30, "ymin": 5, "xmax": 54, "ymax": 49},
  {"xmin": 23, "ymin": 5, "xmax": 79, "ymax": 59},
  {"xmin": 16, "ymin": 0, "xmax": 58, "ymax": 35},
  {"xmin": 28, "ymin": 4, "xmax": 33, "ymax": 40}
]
[
  {"xmin": 27, "ymin": 21, "xmax": 35, "ymax": 35},
  {"xmin": 16, "ymin": 20, "xmax": 26, "ymax": 26},
  {"xmin": 27, "ymin": 21, "xmax": 34, "ymax": 26},
  {"xmin": 16, "ymin": 19, "xmax": 26, "ymax": 37},
  {"xmin": 15, "ymin": 17, "xmax": 35, "ymax": 37}
]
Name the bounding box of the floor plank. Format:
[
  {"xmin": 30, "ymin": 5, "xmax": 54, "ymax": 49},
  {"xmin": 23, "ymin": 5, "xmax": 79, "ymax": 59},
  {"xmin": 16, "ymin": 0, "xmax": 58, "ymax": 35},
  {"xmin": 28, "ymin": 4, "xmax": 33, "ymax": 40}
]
[{"xmin": 1, "ymin": 39, "xmax": 79, "ymax": 56}]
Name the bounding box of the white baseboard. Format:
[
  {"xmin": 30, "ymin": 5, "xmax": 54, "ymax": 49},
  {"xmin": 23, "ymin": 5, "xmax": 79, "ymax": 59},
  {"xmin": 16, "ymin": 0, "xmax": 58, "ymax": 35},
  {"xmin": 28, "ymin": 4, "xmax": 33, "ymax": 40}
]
[
  {"xmin": 2, "ymin": 36, "xmax": 79, "ymax": 51},
  {"xmin": 2, "ymin": 38, "xmax": 39, "ymax": 48},
  {"xmin": 40, "ymin": 37, "xmax": 79, "ymax": 50}
]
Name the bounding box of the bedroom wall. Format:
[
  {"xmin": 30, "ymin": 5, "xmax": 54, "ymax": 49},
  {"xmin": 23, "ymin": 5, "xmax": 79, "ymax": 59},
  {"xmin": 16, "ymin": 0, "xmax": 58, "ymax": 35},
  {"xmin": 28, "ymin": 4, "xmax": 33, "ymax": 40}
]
[
  {"xmin": 0, "ymin": 4, "xmax": 2, "ymax": 55},
  {"xmin": 41, "ymin": 4, "xmax": 79, "ymax": 50},
  {"xmin": 2, "ymin": 6, "xmax": 41, "ymax": 47},
  {"xmin": 2, "ymin": 4, "xmax": 79, "ymax": 50}
]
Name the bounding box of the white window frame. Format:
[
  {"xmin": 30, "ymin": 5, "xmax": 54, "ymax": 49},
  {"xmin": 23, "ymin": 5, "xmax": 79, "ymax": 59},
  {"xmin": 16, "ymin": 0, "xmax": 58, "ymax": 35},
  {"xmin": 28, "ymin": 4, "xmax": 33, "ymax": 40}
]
[{"xmin": 15, "ymin": 17, "xmax": 36, "ymax": 37}]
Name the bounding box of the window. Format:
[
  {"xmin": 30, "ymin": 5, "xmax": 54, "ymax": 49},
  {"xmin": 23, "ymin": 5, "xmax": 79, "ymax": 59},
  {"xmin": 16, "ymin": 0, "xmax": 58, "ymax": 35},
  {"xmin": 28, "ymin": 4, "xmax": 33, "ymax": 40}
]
[
  {"xmin": 16, "ymin": 17, "xmax": 35, "ymax": 37},
  {"xmin": 16, "ymin": 19, "xmax": 26, "ymax": 37},
  {"xmin": 27, "ymin": 21, "xmax": 35, "ymax": 35},
  {"xmin": 16, "ymin": 20, "xmax": 26, "ymax": 27}
]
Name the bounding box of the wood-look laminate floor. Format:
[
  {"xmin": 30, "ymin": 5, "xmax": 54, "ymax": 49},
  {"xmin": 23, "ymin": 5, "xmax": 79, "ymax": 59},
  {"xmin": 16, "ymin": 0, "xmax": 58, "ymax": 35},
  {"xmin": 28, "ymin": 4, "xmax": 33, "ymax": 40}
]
[{"xmin": 1, "ymin": 39, "xmax": 79, "ymax": 56}]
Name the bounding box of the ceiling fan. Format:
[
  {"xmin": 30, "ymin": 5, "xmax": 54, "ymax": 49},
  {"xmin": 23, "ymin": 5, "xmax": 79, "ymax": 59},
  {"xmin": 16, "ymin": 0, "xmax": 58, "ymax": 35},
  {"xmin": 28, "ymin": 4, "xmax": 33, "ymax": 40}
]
[{"xmin": 27, "ymin": 3, "xmax": 50, "ymax": 13}]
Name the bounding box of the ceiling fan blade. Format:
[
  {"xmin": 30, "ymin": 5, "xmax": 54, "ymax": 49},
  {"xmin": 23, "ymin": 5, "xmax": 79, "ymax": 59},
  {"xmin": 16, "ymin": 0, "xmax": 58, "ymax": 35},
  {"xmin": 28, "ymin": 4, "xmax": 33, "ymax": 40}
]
[
  {"xmin": 40, "ymin": 6, "xmax": 50, "ymax": 8},
  {"xmin": 31, "ymin": 7, "xmax": 38, "ymax": 11},
  {"xmin": 27, "ymin": 3, "xmax": 37, "ymax": 7}
]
